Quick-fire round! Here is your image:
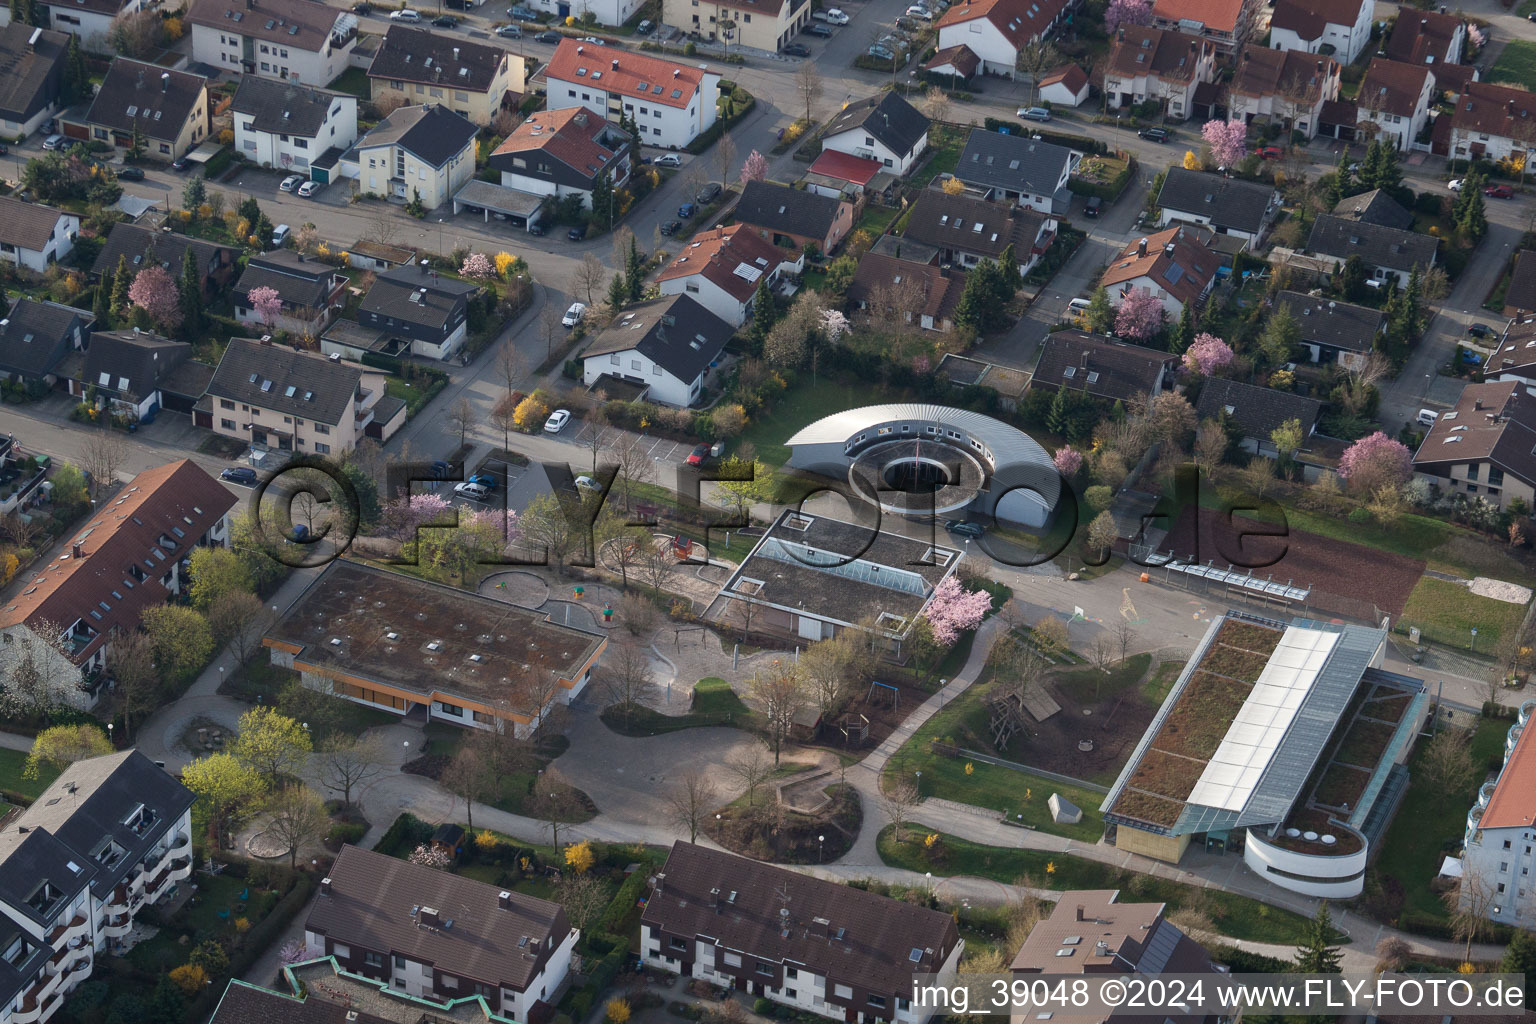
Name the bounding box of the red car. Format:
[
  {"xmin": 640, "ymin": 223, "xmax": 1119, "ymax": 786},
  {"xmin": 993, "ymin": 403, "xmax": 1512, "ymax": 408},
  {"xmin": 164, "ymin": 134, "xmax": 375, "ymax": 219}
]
[
  {"xmin": 1255, "ymin": 146, "xmax": 1283, "ymax": 160},
  {"xmin": 685, "ymin": 443, "xmax": 711, "ymax": 466},
  {"xmin": 1485, "ymin": 184, "xmax": 1515, "ymax": 198}
]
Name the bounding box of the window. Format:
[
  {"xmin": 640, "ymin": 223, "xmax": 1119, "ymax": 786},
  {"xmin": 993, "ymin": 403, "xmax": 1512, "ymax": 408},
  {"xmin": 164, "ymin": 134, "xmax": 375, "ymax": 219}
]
[
  {"xmin": 438, "ymin": 701, "xmax": 464, "ymax": 716},
  {"xmin": 315, "ymin": 423, "xmax": 330, "ymax": 434},
  {"xmin": 1506, "ymin": 841, "xmax": 1514, "ymax": 850},
  {"xmin": 1499, "ymin": 883, "xmax": 1508, "ymax": 894},
  {"xmin": 221, "ymin": 419, "xmax": 237, "ymax": 430},
  {"xmin": 364, "ymin": 952, "xmax": 384, "ymax": 968},
  {"xmin": 723, "ymin": 952, "xmax": 742, "ymax": 968},
  {"xmin": 610, "ymin": 354, "xmax": 620, "ymax": 364},
  {"xmin": 393, "ymin": 955, "xmax": 407, "ymax": 969},
  {"xmin": 868, "ymin": 996, "xmax": 887, "ymax": 1009},
  {"xmin": 756, "ymin": 963, "xmax": 775, "ymax": 977},
  {"xmin": 473, "ymin": 710, "xmax": 493, "ymax": 724},
  {"xmin": 785, "ymin": 989, "xmax": 797, "ymax": 999},
  {"xmin": 1467, "ymin": 465, "xmax": 1479, "ymax": 481},
  {"xmin": 631, "ymin": 359, "xmax": 642, "ymax": 370},
  {"xmin": 786, "ymin": 969, "xmax": 798, "ymax": 980},
  {"xmin": 1502, "ymin": 862, "xmax": 1510, "ymax": 872},
  {"xmin": 834, "ymin": 985, "xmax": 853, "ymax": 1000},
  {"xmin": 1490, "ymin": 467, "xmax": 1505, "ymax": 486},
  {"xmin": 670, "ymin": 937, "xmax": 688, "ymax": 951},
  {"xmin": 685, "ymin": 283, "xmax": 700, "ymax": 293},
  {"xmin": 220, "ymin": 399, "xmax": 235, "ymax": 410},
  {"xmin": 315, "ymin": 442, "xmax": 331, "ymax": 454}
]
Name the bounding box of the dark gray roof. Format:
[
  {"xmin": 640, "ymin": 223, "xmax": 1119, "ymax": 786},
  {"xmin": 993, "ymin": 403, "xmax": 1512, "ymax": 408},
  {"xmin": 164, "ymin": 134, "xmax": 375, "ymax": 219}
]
[
  {"xmin": 86, "ymin": 58, "xmax": 207, "ymax": 142},
  {"xmin": 91, "ymin": 223, "xmax": 236, "ymax": 279},
  {"xmin": 354, "ymin": 102, "xmax": 478, "ymax": 169},
  {"xmin": 822, "ymin": 91, "xmax": 929, "ymax": 160},
  {"xmin": 1307, "ymin": 213, "xmax": 1437, "ymax": 272},
  {"xmin": 359, "ymin": 265, "xmax": 478, "ymax": 333},
  {"xmin": 231, "ymin": 77, "xmax": 350, "ymax": 139},
  {"xmin": 1331, "ymin": 188, "xmax": 1413, "ymax": 230},
  {"xmin": 1033, "ymin": 330, "xmax": 1175, "ymax": 403},
  {"xmin": 369, "ymin": 25, "xmax": 508, "ymax": 93},
  {"xmin": 901, "ymin": 190, "xmax": 1045, "ymax": 261},
  {"xmin": 1195, "ymin": 377, "xmax": 1322, "ymax": 439},
  {"xmin": 0, "ymin": 22, "xmax": 67, "ymax": 124},
  {"xmin": 1508, "ymin": 249, "xmax": 1536, "ymax": 313},
  {"xmin": 0, "ymin": 298, "xmax": 90, "ymax": 378},
  {"xmin": 1274, "ymin": 291, "xmax": 1383, "ymax": 354},
  {"xmin": 734, "ymin": 180, "xmax": 842, "ymax": 242},
  {"xmin": 306, "ymin": 845, "xmax": 571, "ymax": 992},
  {"xmin": 1156, "ymin": 167, "xmax": 1277, "ymax": 235},
  {"xmin": 0, "ymin": 195, "xmax": 72, "ymax": 252},
  {"xmin": 235, "ymin": 251, "xmax": 340, "ymax": 311},
  {"xmin": 82, "ymin": 329, "xmax": 192, "ymax": 397},
  {"xmin": 582, "ymin": 294, "xmax": 732, "ymax": 383},
  {"xmin": 955, "ymin": 129, "xmax": 1073, "ymax": 197},
  {"xmin": 207, "ymin": 337, "xmax": 361, "ymax": 425}
]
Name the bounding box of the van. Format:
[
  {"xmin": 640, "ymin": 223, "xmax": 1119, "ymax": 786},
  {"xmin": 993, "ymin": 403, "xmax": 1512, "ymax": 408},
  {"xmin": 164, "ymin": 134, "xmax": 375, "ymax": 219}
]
[
  {"xmin": 1416, "ymin": 409, "xmax": 1439, "ymax": 427},
  {"xmin": 1068, "ymin": 297, "xmax": 1093, "ymax": 312},
  {"xmin": 271, "ymin": 224, "xmax": 290, "ymax": 248}
]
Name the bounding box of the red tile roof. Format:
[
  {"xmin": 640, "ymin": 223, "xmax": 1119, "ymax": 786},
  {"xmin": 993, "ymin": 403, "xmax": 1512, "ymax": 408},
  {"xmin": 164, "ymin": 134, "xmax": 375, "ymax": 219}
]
[
  {"xmin": 936, "ymin": 0, "xmax": 1067, "ymax": 50},
  {"xmin": 657, "ymin": 224, "xmax": 788, "ymax": 303},
  {"xmin": 1359, "ymin": 58, "xmax": 1433, "ymax": 118},
  {"xmin": 808, "ymin": 149, "xmax": 882, "ymax": 185},
  {"xmin": 1151, "ymin": 0, "xmax": 1245, "ymax": 35},
  {"xmin": 1483, "ymin": 714, "xmax": 1536, "ymax": 829},
  {"xmin": 1385, "ymin": 9, "xmax": 1462, "ymax": 65},
  {"xmin": 1040, "ymin": 62, "xmax": 1088, "ymax": 92},
  {"xmin": 1102, "ymin": 225, "xmax": 1219, "ymax": 306},
  {"xmin": 924, "ymin": 43, "xmax": 981, "ymax": 78},
  {"xmin": 0, "ymin": 459, "xmax": 235, "ymax": 664},
  {"xmin": 545, "ymin": 38, "xmax": 713, "ymax": 110},
  {"xmin": 490, "ymin": 105, "xmax": 625, "ymax": 178},
  {"xmin": 1452, "ymin": 80, "xmax": 1536, "ymax": 140}
]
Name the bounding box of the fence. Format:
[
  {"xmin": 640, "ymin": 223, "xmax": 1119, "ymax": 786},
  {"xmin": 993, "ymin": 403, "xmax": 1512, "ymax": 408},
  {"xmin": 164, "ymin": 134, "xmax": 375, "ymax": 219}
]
[{"xmin": 931, "ymin": 741, "xmax": 1110, "ymax": 793}]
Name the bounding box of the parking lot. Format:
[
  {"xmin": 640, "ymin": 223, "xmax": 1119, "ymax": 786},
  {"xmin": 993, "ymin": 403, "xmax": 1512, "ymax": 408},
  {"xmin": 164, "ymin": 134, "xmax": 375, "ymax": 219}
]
[{"xmin": 568, "ymin": 421, "xmax": 689, "ymax": 464}]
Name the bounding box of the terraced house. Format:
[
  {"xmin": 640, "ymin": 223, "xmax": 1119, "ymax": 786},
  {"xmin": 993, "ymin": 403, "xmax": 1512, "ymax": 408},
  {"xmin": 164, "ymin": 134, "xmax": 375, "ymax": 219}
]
[
  {"xmin": 0, "ymin": 752, "xmax": 194, "ymax": 1024},
  {"xmin": 188, "ymin": 0, "xmax": 359, "ymax": 85},
  {"xmin": 368, "ymin": 27, "xmax": 521, "ymax": 125},
  {"xmin": 1227, "ymin": 46, "xmax": 1340, "ymax": 139},
  {"xmin": 663, "ymin": 0, "xmax": 812, "ymax": 52},
  {"xmin": 1104, "ymin": 26, "xmax": 1215, "ymax": 121}
]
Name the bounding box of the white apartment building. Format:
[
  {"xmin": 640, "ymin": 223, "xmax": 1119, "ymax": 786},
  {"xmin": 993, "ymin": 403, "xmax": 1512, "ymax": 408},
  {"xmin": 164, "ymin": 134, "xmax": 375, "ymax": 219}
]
[
  {"xmin": 187, "ymin": 0, "xmax": 358, "ymax": 84},
  {"xmin": 543, "ymin": 39, "xmax": 719, "ymax": 149},
  {"xmin": 1462, "ymin": 701, "xmax": 1536, "ymax": 926}
]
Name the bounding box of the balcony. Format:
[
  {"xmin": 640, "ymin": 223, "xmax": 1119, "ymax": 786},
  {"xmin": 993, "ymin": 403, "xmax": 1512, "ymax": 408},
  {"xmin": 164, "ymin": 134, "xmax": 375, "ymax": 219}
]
[
  {"xmin": 102, "ymin": 914, "xmax": 132, "ymax": 940},
  {"xmin": 44, "ymin": 915, "xmax": 86, "ymax": 946}
]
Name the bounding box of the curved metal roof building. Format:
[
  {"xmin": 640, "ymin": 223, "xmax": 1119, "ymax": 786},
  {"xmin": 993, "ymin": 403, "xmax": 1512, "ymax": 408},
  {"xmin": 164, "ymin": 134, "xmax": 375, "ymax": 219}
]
[{"xmin": 784, "ymin": 403, "xmax": 1061, "ymax": 527}]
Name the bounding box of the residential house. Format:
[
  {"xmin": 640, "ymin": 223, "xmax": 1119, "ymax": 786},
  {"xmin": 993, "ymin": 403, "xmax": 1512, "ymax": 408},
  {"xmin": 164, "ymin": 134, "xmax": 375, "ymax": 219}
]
[
  {"xmin": 303, "ymin": 844, "xmax": 577, "ymax": 1019},
  {"xmin": 0, "ymin": 458, "xmax": 233, "ymax": 683},
  {"xmin": 1306, "ymin": 213, "xmax": 1437, "ymax": 287},
  {"xmin": 76, "ymin": 329, "xmax": 193, "ymax": 421},
  {"xmin": 641, "ymin": 841, "xmax": 963, "ymax": 1024},
  {"xmin": 0, "ymin": 298, "xmax": 92, "ymax": 390},
  {"xmin": 1412, "ymin": 379, "xmax": 1536, "ymax": 510},
  {"xmin": 77, "ymin": 59, "xmax": 209, "ymax": 161},
  {"xmin": 1356, "ymin": 58, "xmax": 1435, "ymax": 151},
  {"xmin": 1155, "ymin": 166, "xmax": 1279, "ymax": 245},
  {"xmin": 1029, "ymin": 329, "xmax": 1177, "ymax": 406},
  {"xmin": 662, "ymin": 0, "xmax": 812, "ymax": 52},
  {"xmin": 820, "ymin": 92, "xmax": 929, "ymax": 176},
  {"xmin": 1450, "ymin": 80, "xmax": 1536, "ymax": 163},
  {"xmin": 0, "ymin": 752, "xmax": 194, "ymax": 1024},
  {"xmin": 1194, "ymin": 377, "xmax": 1323, "ymax": 456},
  {"xmin": 1275, "ymin": 290, "xmax": 1384, "ymax": 370},
  {"xmin": 656, "ymin": 224, "xmax": 802, "ymax": 326},
  {"xmin": 31, "ymin": 0, "xmax": 149, "ymax": 50},
  {"xmin": 1150, "ymin": 0, "xmax": 1260, "ymax": 52},
  {"xmin": 368, "ymin": 27, "xmax": 520, "ymax": 126},
  {"xmin": 846, "ymin": 254, "xmax": 968, "ymax": 333},
  {"xmin": 544, "ymin": 40, "xmax": 720, "ymax": 150},
  {"xmin": 732, "ymin": 179, "xmax": 853, "ymax": 255},
  {"xmin": 231, "ymin": 77, "xmax": 358, "ymax": 177},
  {"xmin": 581, "ymin": 294, "xmax": 733, "ymax": 407},
  {"xmin": 1101, "ymin": 226, "xmax": 1221, "ymax": 317},
  {"xmin": 188, "ymin": 0, "xmax": 358, "ymax": 85},
  {"xmin": 922, "ymin": 44, "xmax": 982, "ymax": 84},
  {"xmin": 89, "ymin": 224, "xmax": 239, "ymax": 301},
  {"xmin": 1460, "ymin": 712, "xmax": 1536, "ymax": 926},
  {"xmin": 1485, "ymin": 316, "xmax": 1536, "ymax": 387},
  {"xmin": 517, "ymin": 0, "xmax": 642, "ymax": 28},
  {"xmin": 1385, "ymin": 8, "xmax": 1465, "ymax": 68},
  {"xmin": 934, "ymin": 0, "xmax": 1075, "ymax": 78},
  {"xmin": 267, "ymin": 560, "xmax": 606, "ymax": 734},
  {"xmin": 1267, "ymin": 0, "xmax": 1372, "ymax": 65},
  {"xmin": 803, "ymin": 150, "xmax": 888, "ymax": 200},
  {"xmin": 1332, "ymin": 187, "xmax": 1413, "ymax": 230},
  {"xmin": 202, "ymin": 337, "xmax": 406, "ymax": 453},
  {"xmin": 0, "ymin": 196, "xmax": 76, "ymax": 273},
  {"xmin": 1039, "ymin": 64, "xmax": 1091, "ymax": 106},
  {"xmin": 901, "ymin": 190, "xmax": 1054, "ymax": 277},
  {"xmin": 210, "ymin": 959, "xmax": 535, "ymax": 1024},
  {"xmin": 486, "ymin": 106, "xmax": 631, "ymax": 210},
  {"xmin": 234, "ymin": 251, "xmax": 348, "ymax": 337},
  {"xmin": 357, "ymin": 263, "xmax": 479, "ymax": 360},
  {"xmin": 1228, "ymin": 46, "xmax": 1340, "ymax": 139},
  {"xmin": 0, "ymin": 23, "xmax": 68, "ymax": 138},
  {"xmin": 350, "ymin": 103, "xmax": 478, "ymax": 210},
  {"xmin": 954, "ymin": 129, "xmax": 1075, "ymax": 213},
  {"xmin": 1104, "ymin": 26, "xmax": 1216, "ymax": 121},
  {"xmin": 1503, "ymin": 250, "xmax": 1536, "ymax": 318},
  {"xmin": 347, "ymin": 240, "xmax": 418, "ymax": 274}
]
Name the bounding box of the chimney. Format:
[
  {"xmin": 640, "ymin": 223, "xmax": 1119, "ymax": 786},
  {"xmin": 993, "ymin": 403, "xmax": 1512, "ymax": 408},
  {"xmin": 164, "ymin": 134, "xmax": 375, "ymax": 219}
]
[
  {"xmin": 810, "ymin": 916, "xmax": 831, "ymax": 940},
  {"xmin": 260, "ymin": 334, "xmax": 273, "ymax": 345},
  {"xmin": 72, "ymin": 543, "xmax": 83, "ymax": 559},
  {"xmin": 161, "ymin": 72, "xmax": 170, "ymax": 92},
  {"xmin": 27, "ymin": 27, "xmax": 39, "ymax": 49},
  {"xmin": 1136, "ymin": 237, "xmax": 1148, "ymax": 257},
  {"xmin": 1081, "ymin": 349, "xmax": 1089, "ymax": 369},
  {"xmin": 420, "ymin": 258, "xmax": 430, "ymax": 275},
  {"xmin": 419, "ymin": 906, "xmax": 441, "ymax": 928},
  {"xmin": 296, "ymin": 252, "xmax": 305, "ymax": 262},
  {"xmin": 320, "ymin": 877, "xmax": 332, "ymax": 895},
  {"xmin": 1475, "ymin": 398, "xmax": 1484, "ymax": 411},
  {"xmin": 498, "ymin": 891, "xmax": 512, "ymax": 910},
  {"xmin": 453, "ymin": 46, "xmax": 460, "ymax": 60},
  {"xmin": 710, "ymin": 887, "xmax": 722, "ymax": 911},
  {"xmin": 1075, "ymin": 904, "xmax": 1087, "ymax": 921}
]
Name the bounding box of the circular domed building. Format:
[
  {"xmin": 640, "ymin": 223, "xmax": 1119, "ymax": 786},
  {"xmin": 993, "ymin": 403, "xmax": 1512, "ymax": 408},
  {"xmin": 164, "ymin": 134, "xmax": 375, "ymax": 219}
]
[{"xmin": 784, "ymin": 404, "xmax": 1061, "ymax": 528}]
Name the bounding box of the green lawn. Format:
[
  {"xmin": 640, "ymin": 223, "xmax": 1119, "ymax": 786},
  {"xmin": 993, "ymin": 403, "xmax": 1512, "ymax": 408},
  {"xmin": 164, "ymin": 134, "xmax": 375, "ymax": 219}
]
[
  {"xmin": 599, "ymin": 677, "xmax": 757, "ymax": 736},
  {"xmin": 1050, "ymin": 653, "xmax": 1152, "ymax": 705},
  {"xmin": 1373, "ymin": 716, "xmax": 1509, "ymax": 925},
  {"xmin": 326, "ymin": 67, "xmax": 370, "ymax": 97},
  {"xmin": 1491, "ymin": 39, "xmax": 1536, "ymax": 90},
  {"xmin": 880, "ymin": 826, "xmax": 1329, "ymax": 945},
  {"xmin": 1397, "ymin": 577, "xmax": 1529, "ymax": 652},
  {"xmin": 1142, "ymin": 660, "xmax": 1185, "ymax": 704},
  {"xmin": 0, "ymin": 747, "xmax": 55, "ymax": 802},
  {"xmin": 911, "ymin": 125, "xmax": 965, "ymax": 189},
  {"xmin": 736, "ymin": 379, "xmax": 879, "ymax": 466},
  {"xmin": 386, "ymin": 376, "xmax": 437, "ymax": 415},
  {"xmin": 854, "ymin": 205, "xmax": 901, "ymax": 238}
]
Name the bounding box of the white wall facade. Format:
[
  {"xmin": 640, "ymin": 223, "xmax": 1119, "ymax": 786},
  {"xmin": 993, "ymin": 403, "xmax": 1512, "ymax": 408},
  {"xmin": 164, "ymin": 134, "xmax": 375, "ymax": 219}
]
[
  {"xmin": 583, "ymin": 347, "xmax": 701, "ymax": 406},
  {"xmin": 1269, "ymin": 2, "xmax": 1371, "ymax": 64},
  {"xmin": 1359, "ymin": 78, "xmax": 1432, "ymax": 152},
  {"xmin": 547, "ymin": 70, "xmax": 719, "ymax": 149},
  {"xmin": 234, "ymin": 95, "xmax": 358, "ymax": 172},
  {"xmin": 1451, "ymin": 126, "xmax": 1530, "ymax": 163},
  {"xmin": 1243, "ymin": 828, "xmax": 1368, "ymax": 899},
  {"xmin": 1, "ymin": 211, "xmax": 77, "ymax": 273},
  {"xmin": 522, "ymin": 0, "xmax": 643, "ymax": 27},
  {"xmin": 356, "ymin": 139, "xmax": 475, "ymax": 209},
  {"xmin": 38, "ymin": 0, "xmax": 147, "ymax": 50},
  {"xmin": 1113, "ymin": 276, "xmax": 1187, "ymax": 317},
  {"xmin": 936, "ymin": 17, "xmax": 1016, "ymax": 77},
  {"xmin": 500, "ymin": 928, "xmax": 577, "ymax": 1021},
  {"xmin": 659, "ymin": 274, "xmax": 747, "ymax": 326},
  {"xmin": 0, "ymin": 99, "xmax": 61, "ymax": 141},
  {"xmin": 191, "ymin": 20, "xmax": 357, "ymax": 85},
  {"xmin": 821, "ymin": 126, "xmax": 928, "ymax": 175},
  {"xmin": 1040, "ymin": 79, "xmax": 1088, "ymax": 106}
]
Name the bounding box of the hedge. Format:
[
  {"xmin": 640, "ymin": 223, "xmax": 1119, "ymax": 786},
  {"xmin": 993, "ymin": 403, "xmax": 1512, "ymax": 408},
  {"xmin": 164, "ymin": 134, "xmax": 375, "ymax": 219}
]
[
  {"xmin": 596, "ymin": 860, "xmax": 655, "ymax": 935},
  {"xmin": 228, "ymin": 873, "xmax": 315, "ymax": 982},
  {"xmin": 980, "ymin": 117, "xmax": 1108, "ymax": 155},
  {"xmin": 1397, "ymin": 910, "xmax": 1514, "ymax": 944},
  {"xmin": 686, "ymin": 93, "xmax": 757, "ymax": 155},
  {"xmin": 1067, "ymin": 155, "xmax": 1136, "ymax": 202},
  {"xmin": 375, "ymin": 813, "xmax": 433, "ymax": 857},
  {"xmin": 1208, "ymin": 945, "xmax": 1292, "ymax": 973}
]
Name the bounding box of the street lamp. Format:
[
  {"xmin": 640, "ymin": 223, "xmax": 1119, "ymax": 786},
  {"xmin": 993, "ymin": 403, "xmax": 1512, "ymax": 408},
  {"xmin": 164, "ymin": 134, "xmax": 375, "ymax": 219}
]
[
  {"xmin": 818, "ymin": 834, "xmax": 825, "ymax": 862},
  {"xmin": 915, "ymin": 770, "xmax": 921, "ymax": 795}
]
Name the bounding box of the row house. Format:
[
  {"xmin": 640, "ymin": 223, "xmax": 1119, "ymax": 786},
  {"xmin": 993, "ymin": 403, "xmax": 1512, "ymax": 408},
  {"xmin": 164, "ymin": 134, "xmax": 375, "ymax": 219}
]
[
  {"xmin": 1150, "ymin": 0, "xmax": 1260, "ymax": 53},
  {"xmin": 1267, "ymin": 0, "xmax": 1372, "ymax": 65},
  {"xmin": 1228, "ymin": 46, "xmax": 1340, "ymax": 139},
  {"xmin": 1104, "ymin": 26, "xmax": 1215, "ymax": 122},
  {"xmin": 1450, "ymin": 80, "xmax": 1536, "ymax": 163},
  {"xmin": 188, "ymin": 0, "xmax": 358, "ymax": 85},
  {"xmin": 1356, "ymin": 58, "xmax": 1436, "ymax": 152},
  {"xmin": 901, "ymin": 190, "xmax": 1054, "ymax": 278}
]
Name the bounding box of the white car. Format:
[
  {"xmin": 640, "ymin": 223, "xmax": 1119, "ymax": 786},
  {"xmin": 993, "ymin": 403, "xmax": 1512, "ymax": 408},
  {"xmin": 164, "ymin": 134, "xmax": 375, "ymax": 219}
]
[
  {"xmin": 824, "ymin": 7, "xmax": 848, "ymax": 22},
  {"xmin": 544, "ymin": 409, "xmax": 571, "ymax": 433},
  {"xmin": 562, "ymin": 301, "xmax": 587, "ymax": 327},
  {"xmin": 41, "ymin": 134, "xmax": 65, "ymax": 150},
  {"xmin": 653, "ymin": 153, "xmax": 682, "ymax": 167},
  {"xmin": 905, "ymin": 4, "xmax": 933, "ymax": 17},
  {"xmin": 297, "ymin": 180, "xmax": 320, "ymax": 197},
  {"xmin": 574, "ymin": 474, "xmax": 602, "ymax": 492},
  {"xmin": 390, "ymin": 8, "xmax": 421, "ymax": 19},
  {"xmin": 454, "ymin": 481, "xmax": 490, "ymax": 501},
  {"xmin": 279, "ymin": 174, "xmax": 303, "ymax": 192},
  {"xmin": 1449, "ymin": 178, "xmax": 1464, "ymax": 192}
]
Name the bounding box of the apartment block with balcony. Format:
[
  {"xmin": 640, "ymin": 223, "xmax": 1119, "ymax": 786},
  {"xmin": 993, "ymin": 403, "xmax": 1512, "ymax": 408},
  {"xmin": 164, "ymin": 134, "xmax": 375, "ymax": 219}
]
[
  {"xmin": 0, "ymin": 751, "xmax": 194, "ymax": 1024},
  {"xmin": 1461, "ymin": 701, "xmax": 1536, "ymax": 925}
]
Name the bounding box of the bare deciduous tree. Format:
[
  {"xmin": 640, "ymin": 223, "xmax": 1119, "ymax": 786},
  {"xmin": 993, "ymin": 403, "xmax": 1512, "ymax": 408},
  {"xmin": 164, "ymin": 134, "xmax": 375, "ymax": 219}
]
[
  {"xmin": 442, "ymin": 745, "xmax": 490, "ymax": 830},
  {"xmin": 611, "ymin": 434, "xmax": 654, "ymax": 512},
  {"xmin": 879, "ymin": 780, "xmax": 921, "ymax": 842},
  {"xmin": 599, "ymin": 637, "xmax": 654, "ymax": 724},
  {"xmin": 1444, "ymin": 868, "xmax": 1499, "ymax": 966},
  {"xmin": 79, "ymin": 427, "xmax": 128, "ymax": 496},
  {"xmin": 575, "ymin": 252, "xmax": 607, "ymax": 307},
  {"xmin": 1114, "ymin": 619, "xmax": 1138, "ymax": 664},
  {"xmin": 316, "ymin": 733, "xmax": 388, "ymax": 809},
  {"xmin": 262, "ymin": 784, "xmax": 330, "ymax": 868},
  {"xmin": 539, "ymin": 303, "xmax": 563, "ymax": 359},
  {"xmin": 556, "ymin": 871, "xmax": 610, "ymax": 933},
  {"xmin": 715, "ymin": 130, "xmax": 738, "ymax": 188},
  {"xmin": 530, "ymin": 767, "xmax": 583, "ymax": 847},
  {"xmin": 1418, "ymin": 726, "xmax": 1475, "ymax": 795},
  {"xmin": 796, "ymin": 62, "xmax": 821, "ymax": 127},
  {"xmin": 666, "ymin": 769, "xmax": 718, "ymax": 843},
  {"xmin": 108, "ymin": 629, "xmax": 161, "ymax": 741},
  {"xmin": 725, "ymin": 743, "xmax": 773, "ymax": 806},
  {"xmin": 747, "ymin": 659, "xmax": 806, "ymax": 765},
  {"xmin": 921, "ymin": 85, "xmax": 950, "ymax": 122},
  {"xmin": 447, "ymin": 396, "xmax": 477, "ymax": 450},
  {"xmin": 208, "ymin": 591, "xmax": 269, "ymax": 665}
]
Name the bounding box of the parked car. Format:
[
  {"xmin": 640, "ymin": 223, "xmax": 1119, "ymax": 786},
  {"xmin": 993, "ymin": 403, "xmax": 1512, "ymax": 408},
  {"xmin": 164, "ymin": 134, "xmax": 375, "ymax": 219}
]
[
  {"xmin": 454, "ymin": 481, "xmax": 491, "ymax": 501},
  {"xmin": 1448, "ymin": 178, "xmax": 1464, "ymax": 192},
  {"xmin": 659, "ymin": 219, "xmax": 681, "ymax": 236},
  {"xmin": 279, "ymin": 174, "xmax": 303, "ymax": 192},
  {"xmin": 390, "ymin": 8, "xmax": 421, "ymax": 19},
  {"xmin": 805, "ymin": 22, "xmax": 833, "ymax": 35},
  {"xmin": 508, "ymin": 3, "xmax": 536, "ymax": 17},
  {"xmin": 467, "ymin": 473, "xmax": 496, "ymax": 489},
  {"xmin": 1255, "ymin": 145, "xmax": 1283, "ymax": 159},
  {"xmin": 117, "ymin": 167, "xmax": 145, "ymax": 180},
  {"xmin": 271, "ymin": 223, "xmax": 290, "ymax": 247},
  {"xmin": 562, "ymin": 301, "xmax": 587, "ymax": 326},
  {"xmin": 905, "ymin": 3, "xmax": 933, "ymax": 16},
  {"xmin": 654, "ymin": 153, "xmax": 681, "ymax": 167},
  {"xmin": 574, "ymin": 474, "xmax": 603, "ymax": 492},
  {"xmin": 297, "ymin": 180, "xmax": 321, "ymax": 197},
  {"xmin": 544, "ymin": 409, "xmax": 571, "ymax": 433},
  {"xmin": 536, "ymin": 29, "xmax": 562, "ymax": 41},
  {"xmin": 696, "ymin": 182, "xmax": 722, "ymax": 203},
  {"xmin": 868, "ymin": 44, "xmax": 894, "ymax": 58},
  {"xmin": 1084, "ymin": 195, "xmax": 1102, "ymax": 217},
  {"xmin": 41, "ymin": 134, "xmax": 65, "ymax": 150},
  {"xmin": 221, "ymin": 467, "xmax": 258, "ymax": 485},
  {"xmin": 352, "ymin": 1, "xmax": 373, "ymax": 12},
  {"xmin": 0, "ymin": 144, "xmax": 9, "ymax": 156},
  {"xmin": 568, "ymin": 224, "xmax": 587, "ymax": 240},
  {"xmin": 528, "ymin": 222, "xmax": 546, "ymax": 236},
  {"xmin": 432, "ymin": 13, "xmax": 459, "ymax": 25},
  {"xmin": 496, "ymin": 23, "xmax": 522, "ymax": 35},
  {"xmin": 823, "ymin": 7, "xmax": 849, "ymax": 22},
  {"xmin": 580, "ymin": 35, "xmax": 600, "ymax": 42},
  {"xmin": 1138, "ymin": 126, "xmax": 1169, "ymax": 142},
  {"xmin": 782, "ymin": 42, "xmax": 810, "ymax": 55},
  {"xmin": 1417, "ymin": 408, "xmax": 1439, "ymax": 426},
  {"xmin": 945, "ymin": 519, "xmax": 985, "ymax": 539},
  {"xmin": 1468, "ymin": 323, "xmax": 1493, "ymax": 338},
  {"xmin": 678, "ymin": 202, "xmax": 696, "ymax": 217},
  {"xmin": 1486, "ymin": 184, "xmax": 1515, "ymax": 198},
  {"xmin": 637, "ymin": 18, "xmax": 654, "ymax": 32},
  {"xmin": 686, "ymin": 443, "xmax": 711, "ymax": 466},
  {"xmin": 1017, "ymin": 107, "xmax": 1051, "ymax": 121},
  {"xmin": 171, "ymin": 157, "xmax": 190, "ymax": 171}
]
